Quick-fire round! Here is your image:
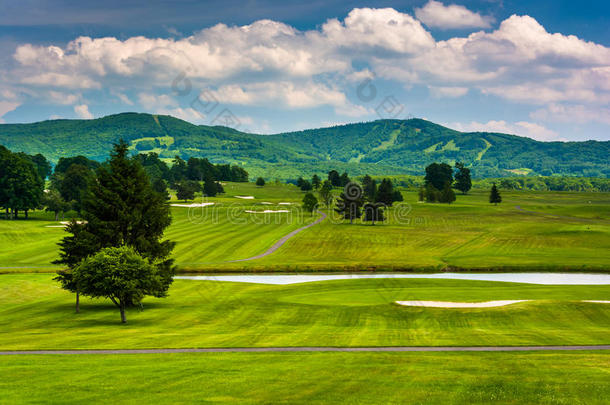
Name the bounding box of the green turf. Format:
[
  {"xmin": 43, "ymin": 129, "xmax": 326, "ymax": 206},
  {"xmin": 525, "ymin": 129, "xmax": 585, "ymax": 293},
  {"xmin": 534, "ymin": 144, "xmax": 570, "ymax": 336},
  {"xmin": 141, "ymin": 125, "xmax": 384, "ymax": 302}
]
[
  {"xmin": 0, "ymin": 275, "xmax": 608, "ymax": 350},
  {"xmin": 0, "ymin": 351, "xmax": 608, "ymax": 404},
  {"xmin": 1, "ymin": 183, "xmax": 609, "ymax": 272}
]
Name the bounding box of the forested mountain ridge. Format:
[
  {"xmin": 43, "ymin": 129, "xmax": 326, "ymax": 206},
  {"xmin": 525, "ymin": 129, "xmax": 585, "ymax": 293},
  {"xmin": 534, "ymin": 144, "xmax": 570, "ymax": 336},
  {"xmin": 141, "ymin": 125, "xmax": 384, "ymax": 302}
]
[{"xmin": 1, "ymin": 112, "xmax": 608, "ymax": 178}]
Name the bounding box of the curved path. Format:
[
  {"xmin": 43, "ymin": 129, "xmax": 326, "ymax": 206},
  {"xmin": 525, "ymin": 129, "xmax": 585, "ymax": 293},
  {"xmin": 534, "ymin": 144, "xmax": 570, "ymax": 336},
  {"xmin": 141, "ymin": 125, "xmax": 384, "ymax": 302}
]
[
  {"xmin": 227, "ymin": 210, "xmax": 327, "ymax": 263},
  {"xmin": 1, "ymin": 345, "xmax": 609, "ymax": 355}
]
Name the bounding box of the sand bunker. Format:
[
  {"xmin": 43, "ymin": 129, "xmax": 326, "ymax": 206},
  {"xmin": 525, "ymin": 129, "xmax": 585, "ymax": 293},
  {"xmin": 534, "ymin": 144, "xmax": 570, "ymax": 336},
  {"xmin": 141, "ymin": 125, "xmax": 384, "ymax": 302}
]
[
  {"xmin": 261, "ymin": 202, "xmax": 273, "ymax": 205},
  {"xmin": 245, "ymin": 209, "xmax": 290, "ymax": 214},
  {"xmin": 235, "ymin": 196, "xmax": 254, "ymax": 199},
  {"xmin": 278, "ymin": 202, "xmax": 293, "ymax": 205},
  {"xmin": 395, "ymin": 300, "xmax": 530, "ymax": 308},
  {"xmin": 45, "ymin": 220, "xmax": 87, "ymax": 228},
  {"xmin": 171, "ymin": 202, "xmax": 215, "ymax": 208},
  {"xmin": 582, "ymin": 300, "xmax": 610, "ymax": 304}
]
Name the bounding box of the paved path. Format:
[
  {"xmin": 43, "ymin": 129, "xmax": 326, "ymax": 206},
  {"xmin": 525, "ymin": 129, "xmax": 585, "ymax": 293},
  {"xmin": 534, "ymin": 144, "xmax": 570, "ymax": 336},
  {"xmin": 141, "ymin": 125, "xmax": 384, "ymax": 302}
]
[
  {"xmin": 1, "ymin": 345, "xmax": 609, "ymax": 355},
  {"xmin": 227, "ymin": 210, "xmax": 327, "ymax": 262}
]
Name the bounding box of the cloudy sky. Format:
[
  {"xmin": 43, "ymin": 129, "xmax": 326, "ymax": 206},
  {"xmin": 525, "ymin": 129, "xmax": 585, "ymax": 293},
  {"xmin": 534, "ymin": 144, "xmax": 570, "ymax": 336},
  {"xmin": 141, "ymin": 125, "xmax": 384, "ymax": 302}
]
[{"xmin": 0, "ymin": 0, "xmax": 609, "ymax": 141}]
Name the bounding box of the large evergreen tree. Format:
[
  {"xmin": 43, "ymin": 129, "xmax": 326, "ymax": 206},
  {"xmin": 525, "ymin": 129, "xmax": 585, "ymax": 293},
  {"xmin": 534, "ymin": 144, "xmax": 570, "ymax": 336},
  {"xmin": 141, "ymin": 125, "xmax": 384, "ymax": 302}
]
[{"xmin": 55, "ymin": 140, "xmax": 175, "ymax": 303}]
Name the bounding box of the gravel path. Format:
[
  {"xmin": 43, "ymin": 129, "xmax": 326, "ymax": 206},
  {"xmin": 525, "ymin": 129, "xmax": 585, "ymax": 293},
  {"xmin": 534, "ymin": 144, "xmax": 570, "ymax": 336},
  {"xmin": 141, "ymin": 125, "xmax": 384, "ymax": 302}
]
[
  {"xmin": 227, "ymin": 210, "xmax": 327, "ymax": 262},
  {"xmin": 1, "ymin": 345, "xmax": 609, "ymax": 355}
]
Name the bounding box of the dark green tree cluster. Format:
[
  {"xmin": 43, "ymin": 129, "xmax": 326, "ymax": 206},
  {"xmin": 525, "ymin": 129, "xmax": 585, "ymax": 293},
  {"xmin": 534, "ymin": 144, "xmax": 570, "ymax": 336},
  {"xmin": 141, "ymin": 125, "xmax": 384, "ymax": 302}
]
[
  {"xmin": 54, "ymin": 141, "xmax": 175, "ymax": 316},
  {"xmin": 256, "ymin": 177, "xmax": 265, "ymax": 186},
  {"xmin": 361, "ymin": 175, "xmax": 403, "ymax": 206},
  {"xmin": 0, "ymin": 146, "xmax": 45, "ymax": 219},
  {"xmin": 328, "ymin": 170, "xmax": 350, "ymax": 187},
  {"xmin": 423, "ymin": 162, "xmax": 456, "ymax": 204},
  {"xmin": 296, "ymin": 177, "xmax": 313, "ymax": 191}
]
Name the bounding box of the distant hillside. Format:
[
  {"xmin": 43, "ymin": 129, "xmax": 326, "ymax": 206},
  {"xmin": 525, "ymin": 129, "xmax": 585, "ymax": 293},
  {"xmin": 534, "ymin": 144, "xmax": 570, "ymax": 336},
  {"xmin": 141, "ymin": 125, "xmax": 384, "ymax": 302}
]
[{"xmin": 1, "ymin": 113, "xmax": 608, "ymax": 179}]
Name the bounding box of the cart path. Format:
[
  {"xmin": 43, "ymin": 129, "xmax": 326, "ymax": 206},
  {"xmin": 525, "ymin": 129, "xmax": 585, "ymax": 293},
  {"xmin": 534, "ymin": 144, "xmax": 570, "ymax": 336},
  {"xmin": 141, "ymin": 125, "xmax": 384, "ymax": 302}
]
[
  {"xmin": 226, "ymin": 210, "xmax": 327, "ymax": 262},
  {"xmin": 2, "ymin": 345, "xmax": 610, "ymax": 355}
]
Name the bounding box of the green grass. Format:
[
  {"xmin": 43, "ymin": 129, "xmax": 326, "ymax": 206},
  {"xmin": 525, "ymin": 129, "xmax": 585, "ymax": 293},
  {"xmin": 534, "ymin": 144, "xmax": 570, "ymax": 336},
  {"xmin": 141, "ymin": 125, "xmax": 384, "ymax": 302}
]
[
  {"xmin": 0, "ymin": 275, "xmax": 609, "ymax": 350},
  {"xmin": 1, "ymin": 183, "xmax": 609, "ymax": 272},
  {"xmin": 1, "ymin": 351, "xmax": 609, "ymax": 404}
]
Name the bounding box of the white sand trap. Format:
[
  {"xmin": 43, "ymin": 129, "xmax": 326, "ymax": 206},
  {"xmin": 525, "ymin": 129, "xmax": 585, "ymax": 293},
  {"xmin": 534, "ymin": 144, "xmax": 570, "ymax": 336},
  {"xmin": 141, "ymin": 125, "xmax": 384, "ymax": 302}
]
[
  {"xmin": 261, "ymin": 202, "xmax": 273, "ymax": 205},
  {"xmin": 278, "ymin": 202, "xmax": 293, "ymax": 205},
  {"xmin": 46, "ymin": 220, "xmax": 87, "ymax": 228},
  {"xmin": 582, "ymin": 300, "xmax": 610, "ymax": 304},
  {"xmin": 171, "ymin": 202, "xmax": 215, "ymax": 208},
  {"xmin": 235, "ymin": 196, "xmax": 254, "ymax": 199},
  {"xmin": 395, "ymin": 300, "xmax": 530, "ymax": 308},
  {"xmin": 245, "ymin": 209, "xmax": 290, "ymax": 214}
]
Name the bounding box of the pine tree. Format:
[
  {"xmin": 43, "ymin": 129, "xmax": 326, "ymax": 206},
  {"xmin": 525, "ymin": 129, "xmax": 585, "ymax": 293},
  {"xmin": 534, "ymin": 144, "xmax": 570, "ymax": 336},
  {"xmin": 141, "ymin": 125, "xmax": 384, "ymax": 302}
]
[
  {"xmin": 334, "ymin": 183, "xmax": 363, "ymax": 224},
  {"xmin": 256, "ymin": 177, "xmax": 265, "ymax": 186},
  {"xmin": 489, "ymin": 183, "xmax": 502, "ymax": 205},
  {"xmin": 362, "ymin": 175, "xmax": 377, "ymax": 201},
  {"xmin": 312, "ymin": 174, "xmax": 321, "ymax": 190}
]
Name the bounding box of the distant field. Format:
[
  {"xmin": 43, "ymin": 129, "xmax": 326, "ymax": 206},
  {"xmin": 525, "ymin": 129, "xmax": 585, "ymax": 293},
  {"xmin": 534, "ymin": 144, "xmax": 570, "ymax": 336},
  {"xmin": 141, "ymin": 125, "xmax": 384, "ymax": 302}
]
[
  {"xmin": 1, "ymin": 351, "xmax": 609, "ymax": 404},
  {"xmin": 0, "ymin": 182, "xmax": 609, "ymax": 272},
  {"xmin": 0, "ymin": 275, "xmax": 609, "ymax": 349}
]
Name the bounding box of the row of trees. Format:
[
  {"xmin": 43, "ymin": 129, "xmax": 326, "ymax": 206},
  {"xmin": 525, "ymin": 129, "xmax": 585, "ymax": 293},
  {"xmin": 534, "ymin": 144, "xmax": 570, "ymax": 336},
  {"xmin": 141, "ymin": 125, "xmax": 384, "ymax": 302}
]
[{"xmin": 0, "ymin": 146, "xmax": 50, "ymax": 219}]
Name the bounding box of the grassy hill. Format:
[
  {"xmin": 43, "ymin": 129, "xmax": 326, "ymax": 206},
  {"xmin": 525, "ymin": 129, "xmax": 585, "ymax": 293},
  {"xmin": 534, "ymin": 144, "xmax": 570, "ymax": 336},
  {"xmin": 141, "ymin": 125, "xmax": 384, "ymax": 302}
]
[{"xmin": 1, "ymin": 112, "xmax": 608, "ymax": 178}]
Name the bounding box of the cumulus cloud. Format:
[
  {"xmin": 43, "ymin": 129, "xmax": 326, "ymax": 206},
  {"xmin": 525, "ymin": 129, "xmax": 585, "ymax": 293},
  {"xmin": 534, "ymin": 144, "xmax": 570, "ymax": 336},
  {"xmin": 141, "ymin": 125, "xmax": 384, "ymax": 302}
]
[
  {"xmin": 415, "ymin": 1, "xmax": 494, "ymax": 29},
  {"xmin": 74, "ymin": 104, "xmax": 93, "ymax": 119},
  {"xmin": 449, "ymin": 120, "xmax": 563, "ymax": 141},
  {"xmin": 3, "ymin": 8, "xmax": 610, "ymax": 136}
]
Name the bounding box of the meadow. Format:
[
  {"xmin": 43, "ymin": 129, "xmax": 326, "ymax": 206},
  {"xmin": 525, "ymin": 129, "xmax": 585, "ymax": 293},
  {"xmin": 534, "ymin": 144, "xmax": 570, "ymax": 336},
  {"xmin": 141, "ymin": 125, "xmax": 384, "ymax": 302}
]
[{"xmin": 1, "ymin": 182, "xmax": 609, "ymax": 272}]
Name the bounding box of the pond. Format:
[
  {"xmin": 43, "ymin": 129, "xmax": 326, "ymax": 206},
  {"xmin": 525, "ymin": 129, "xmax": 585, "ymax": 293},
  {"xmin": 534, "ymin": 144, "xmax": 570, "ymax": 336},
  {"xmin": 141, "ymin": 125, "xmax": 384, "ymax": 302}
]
[{"xmin": 175, "ymin": 272, "xmax": 610, "ymax": 285}]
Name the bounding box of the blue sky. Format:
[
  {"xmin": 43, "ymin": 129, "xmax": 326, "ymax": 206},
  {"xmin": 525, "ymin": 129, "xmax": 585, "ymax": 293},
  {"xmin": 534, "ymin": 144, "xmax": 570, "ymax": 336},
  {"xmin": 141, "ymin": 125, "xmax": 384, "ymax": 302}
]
[{"xmin": 0, "ymin": 0, "xmax": 609, "ymax": 141}]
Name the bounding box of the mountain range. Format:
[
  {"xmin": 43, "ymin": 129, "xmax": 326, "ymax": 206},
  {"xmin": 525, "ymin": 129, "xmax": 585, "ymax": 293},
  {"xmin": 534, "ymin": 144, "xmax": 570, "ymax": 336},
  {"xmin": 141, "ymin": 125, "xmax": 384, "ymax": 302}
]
[{"xmin": 1, "ymin": 112, "xmax": 608, "ymax": 179}]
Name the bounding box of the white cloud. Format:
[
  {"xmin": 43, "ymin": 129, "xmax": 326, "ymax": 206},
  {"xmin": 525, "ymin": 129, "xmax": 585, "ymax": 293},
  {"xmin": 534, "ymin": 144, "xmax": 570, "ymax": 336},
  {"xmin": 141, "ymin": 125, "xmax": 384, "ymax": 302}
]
[
  {"xmin": 0, "ymin": 101, "xmax": 20, "ymax": 122},
  {"xmin": 449, "ymin": 120, "xmax": 563, "ymax": 141},
  {"xmin": 137, "ymin": 93, "xmax": 178, "ymax": 110},
  {"xmin": 530, "ymin": 103, "xmax": 610, "ymax": 125},
  {"xmin": 4, "ymin": 8, "xmax": 610, "ymax": 134},
  {"xmin": 74, "ymin": 104, "xmax": 93, "ymax": 119},
  {"xmin": 428, "ymin": 86, "xmax": 468, "ymax": 98},
  {"xmin": 415, "ymin": 1, "xmax": 494, "ymax": 29},
  {"xmin": 47, "ymin": 91, "xmax": 79, "ymax": 105}
]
